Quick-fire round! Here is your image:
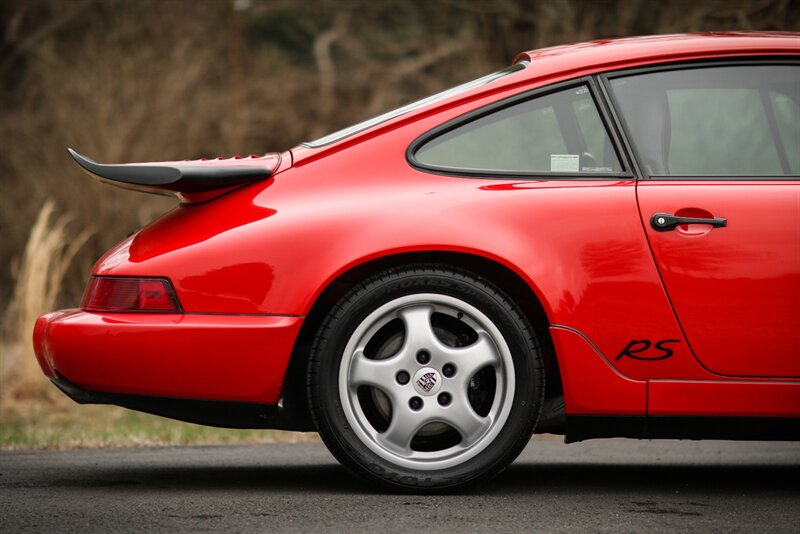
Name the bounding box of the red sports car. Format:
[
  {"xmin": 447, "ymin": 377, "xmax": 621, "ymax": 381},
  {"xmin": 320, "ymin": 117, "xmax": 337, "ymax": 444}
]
[{"xmin": 34, "ymin": 32, "xmax": 799, "ymax": 491}]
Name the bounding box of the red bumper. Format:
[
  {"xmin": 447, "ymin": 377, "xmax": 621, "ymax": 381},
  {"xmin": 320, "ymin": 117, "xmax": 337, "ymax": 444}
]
[{"xmin": 33, "ymin": 310, "xmax": 303, "ymax": 404}]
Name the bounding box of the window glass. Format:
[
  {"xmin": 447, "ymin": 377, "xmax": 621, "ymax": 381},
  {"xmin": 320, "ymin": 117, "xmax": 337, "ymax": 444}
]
[
  {"xmin": 771, "ymin": 91, "xmax": 800, "ymax": 174},
  {"xmin": 609, "ymin": 65, "xmax": 799, "ymax": 177},
  {"xmin": 414, "ymin": 85, "xmax": 622, "ymax": 174},
  {"xmin": 667, "ymin": 88, "xmax": 781, "ymax": 175},
  {"xmin": 573, "ymin": 94, "xmax": 619, "ymax": 173}
]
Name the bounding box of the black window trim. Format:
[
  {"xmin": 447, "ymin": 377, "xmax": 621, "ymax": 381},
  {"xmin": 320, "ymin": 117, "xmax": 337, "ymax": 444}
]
[
  {"xmin": 406, "ymin": 76, "xmax": 634, "ymax": 180},
  {"xmin": 599, "ymin": 57, "xmax": 800, "ymax": 182}
]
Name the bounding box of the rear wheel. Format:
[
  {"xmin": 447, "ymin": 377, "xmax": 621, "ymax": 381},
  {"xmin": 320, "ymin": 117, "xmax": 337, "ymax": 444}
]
[{"xmin": 308, "ymin": 265, "xmax": 544, "ymax": 491}]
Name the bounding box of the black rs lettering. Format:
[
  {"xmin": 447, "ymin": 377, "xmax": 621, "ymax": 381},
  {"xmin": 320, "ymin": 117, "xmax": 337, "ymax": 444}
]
[
  {"xmin": 615, "ymin": 339, "xmax": 681, "ymax": 361},
  {"xmin": 615, "ymin": 340, "xmax": 651, "ymax": 361}
]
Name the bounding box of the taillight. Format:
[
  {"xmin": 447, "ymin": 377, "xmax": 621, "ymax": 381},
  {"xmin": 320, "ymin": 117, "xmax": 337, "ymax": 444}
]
[{"xmin": 81, "ymin": 277, "xmax": 181, "ymax": 313}]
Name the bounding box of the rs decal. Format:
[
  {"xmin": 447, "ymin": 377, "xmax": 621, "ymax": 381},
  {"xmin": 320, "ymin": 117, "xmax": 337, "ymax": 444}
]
[{"xmin": 614, "ymin": 339, "xmax": 681, "ymax": 361}]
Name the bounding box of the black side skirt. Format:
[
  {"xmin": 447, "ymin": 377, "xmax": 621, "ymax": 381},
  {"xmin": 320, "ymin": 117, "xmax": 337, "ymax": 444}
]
[{"xmin": 565, "ymin": 415, "xmax": 800, "ymax": 443}]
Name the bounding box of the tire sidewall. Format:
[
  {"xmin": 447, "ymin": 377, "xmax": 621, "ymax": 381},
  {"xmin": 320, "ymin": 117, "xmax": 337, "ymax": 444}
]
[{"xmin": 312, "ymin": 268, "xmax": 542, "ymax": 491}]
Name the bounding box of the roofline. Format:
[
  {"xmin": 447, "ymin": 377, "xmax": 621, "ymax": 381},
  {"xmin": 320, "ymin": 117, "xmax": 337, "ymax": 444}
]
[
  {"xmin": 292, "ymin": 32, "xmax": 799, "ymax": 166},
  {"xmin": 513, "ymin": 32, "xmax": 800, "ymax": 73}
]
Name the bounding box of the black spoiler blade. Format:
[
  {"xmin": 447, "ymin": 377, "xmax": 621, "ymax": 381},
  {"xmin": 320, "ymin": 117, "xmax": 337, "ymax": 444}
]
[{"xmin": 67, "ymin": 148, "xmax": 278, "ymax": 196}]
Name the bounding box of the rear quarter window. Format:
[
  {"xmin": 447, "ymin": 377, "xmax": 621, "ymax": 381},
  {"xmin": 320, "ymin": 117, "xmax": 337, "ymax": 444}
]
[{"xmin": 412, "ymin": 84, "xmax": 622, "ymax": 175}]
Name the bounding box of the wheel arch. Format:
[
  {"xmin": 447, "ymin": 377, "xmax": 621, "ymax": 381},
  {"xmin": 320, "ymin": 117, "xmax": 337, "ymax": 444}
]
[{"xmin": 279, "ymin": 250, "xmax": 563, "ymax": 431}]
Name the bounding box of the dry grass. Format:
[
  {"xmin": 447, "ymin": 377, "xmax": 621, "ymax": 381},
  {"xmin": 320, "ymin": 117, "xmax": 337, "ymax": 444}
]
[
  {"xmin": 0, "ymin": 399, "xmax": 319, "ymax": 451},
  {"xmin": 1, "ymin": 200, "xmax": 92, "ymax": 402}
]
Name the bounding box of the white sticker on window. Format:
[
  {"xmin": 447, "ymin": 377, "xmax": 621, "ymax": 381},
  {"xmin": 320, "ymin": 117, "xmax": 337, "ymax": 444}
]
[{"xmin": 550, "ymin": 154, "xmax": 580, "ymax": 173}]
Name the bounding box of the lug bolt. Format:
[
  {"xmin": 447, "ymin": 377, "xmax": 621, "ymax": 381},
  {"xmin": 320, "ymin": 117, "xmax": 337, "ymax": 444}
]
[
  {"xmin": 438, "ymin": 392, "xmax": 452, "ymax": 406},
  {"xmin": 416, "ymin": 350, "xmax": 431, "ymax": 365},
  {"xmin": 409, "ymin": 397, "xmax": 423, "ymax": 411},
  {"xmin": 396, "ymin": 370, "xmax": 410, "ymax": 385},
  {"xmin": 442, "ymin": 363, "xmax": 456, "ymax": 378}
]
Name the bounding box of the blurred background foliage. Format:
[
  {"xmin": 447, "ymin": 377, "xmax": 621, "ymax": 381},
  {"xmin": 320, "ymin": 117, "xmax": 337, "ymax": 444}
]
[{"xmin": 0, "ymin": 0, "xmax": 797, "ymax": 430}]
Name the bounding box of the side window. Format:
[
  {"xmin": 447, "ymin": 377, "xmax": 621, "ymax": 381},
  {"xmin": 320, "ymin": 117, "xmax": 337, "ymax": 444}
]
[
  {"xmin": 608, "ymin": 64, "xmax": 799, "ymax": 177},
  {"xmin": 413, "ymin": 84, "xmax": 622, "ymax": 174},
  {"xmin": 770, "ymin": 91, "xmax": 800, "ymax": 174}
]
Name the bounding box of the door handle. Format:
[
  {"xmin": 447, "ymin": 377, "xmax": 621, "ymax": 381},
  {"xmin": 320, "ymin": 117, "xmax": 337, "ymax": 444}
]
[{"xmin": 650, "ymin": 212, "xmax": 727, "ymax": 232}]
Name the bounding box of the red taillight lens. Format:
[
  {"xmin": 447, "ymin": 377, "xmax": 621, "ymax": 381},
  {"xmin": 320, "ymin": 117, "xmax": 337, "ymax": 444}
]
[{"xmin": 81, "ymin": 277, "xmax": 181, "ymax": 313}]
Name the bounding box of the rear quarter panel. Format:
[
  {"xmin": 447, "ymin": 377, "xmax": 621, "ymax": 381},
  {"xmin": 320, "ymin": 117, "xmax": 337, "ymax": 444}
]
[{"xmin": 96, "ymin": 106, "xmax": 699, "ymax": 387}]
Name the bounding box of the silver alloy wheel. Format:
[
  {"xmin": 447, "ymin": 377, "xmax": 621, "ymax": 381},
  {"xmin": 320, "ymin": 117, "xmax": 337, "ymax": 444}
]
[{"xmin": 338, "ymin": 293, "xmax": 516, "ymax": 471}]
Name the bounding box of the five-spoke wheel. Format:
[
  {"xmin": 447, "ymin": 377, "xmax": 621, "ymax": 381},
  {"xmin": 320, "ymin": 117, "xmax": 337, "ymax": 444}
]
[
  {"xmin": 309, "ymin": 266, "xmax": 543, "ymax": 491},
  {"xmin": 340, "ymin": 294, "xmax": 514, "ymax": 470}
]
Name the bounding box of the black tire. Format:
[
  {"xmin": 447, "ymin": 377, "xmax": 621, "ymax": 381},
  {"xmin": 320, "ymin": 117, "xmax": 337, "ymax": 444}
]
[{"xmin": 308, "ymin": 264, "xmax": 544, "ymax": 492}]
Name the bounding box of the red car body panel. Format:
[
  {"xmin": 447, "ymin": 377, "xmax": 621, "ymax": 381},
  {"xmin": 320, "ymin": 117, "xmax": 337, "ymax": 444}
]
[
  {"xmin": 34, "ymin": 310, "xmax": 301, "ymax": 403},
  {"xmin": 637, "ymin": 180, "xmax": 800, "ymax": 378},
  {"xmin": 549, "ymin": 327, "xmax": 646, "ymax": 415},
  {"xmin": 33, "ymin": 33, "xmax": 800, "ymax": 431}
]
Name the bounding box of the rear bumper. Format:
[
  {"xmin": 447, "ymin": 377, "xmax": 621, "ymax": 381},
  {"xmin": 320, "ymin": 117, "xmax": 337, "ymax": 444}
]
[{"xmin": 33, "ymin": 309, "xmax": 303, "ymax": 405}]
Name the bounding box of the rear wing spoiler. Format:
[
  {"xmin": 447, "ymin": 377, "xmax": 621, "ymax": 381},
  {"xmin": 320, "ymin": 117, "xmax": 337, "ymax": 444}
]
[{"xmin": 67, "ymin": 148, "xmax": 281, "ymax": 202}]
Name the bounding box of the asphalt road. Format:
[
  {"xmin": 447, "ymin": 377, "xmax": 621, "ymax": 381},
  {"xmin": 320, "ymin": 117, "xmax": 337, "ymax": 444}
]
[{"xmin": 1, "ymin": 437, "xmax": 799, "ymax": 533}]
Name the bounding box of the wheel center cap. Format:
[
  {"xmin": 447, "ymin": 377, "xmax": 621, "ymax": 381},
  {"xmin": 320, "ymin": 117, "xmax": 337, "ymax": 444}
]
[{"xmin": 412, "ymin": 367, "xmax": 442, "ymax": 396}]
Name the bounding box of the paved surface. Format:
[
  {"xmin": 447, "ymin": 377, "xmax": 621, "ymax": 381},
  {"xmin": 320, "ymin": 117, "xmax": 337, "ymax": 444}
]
[{"xmin": 1, "ymin": 437, "xmax": 799, "ymax": 533}]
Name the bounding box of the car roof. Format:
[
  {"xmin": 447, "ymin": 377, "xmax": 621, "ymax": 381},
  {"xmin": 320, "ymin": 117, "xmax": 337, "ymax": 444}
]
[
  {"xmin": 291, "ymin": 32, "xmax": 798, "ymax": 164},
  {"xmin": 514, "ymin": 32, "xmax": 799, "ymax": 81}
]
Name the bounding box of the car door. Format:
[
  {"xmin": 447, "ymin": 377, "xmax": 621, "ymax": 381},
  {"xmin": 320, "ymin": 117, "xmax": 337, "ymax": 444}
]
[{"xmin": 606, "ymin": 62, "xmax": 800, "ymax": 378}]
